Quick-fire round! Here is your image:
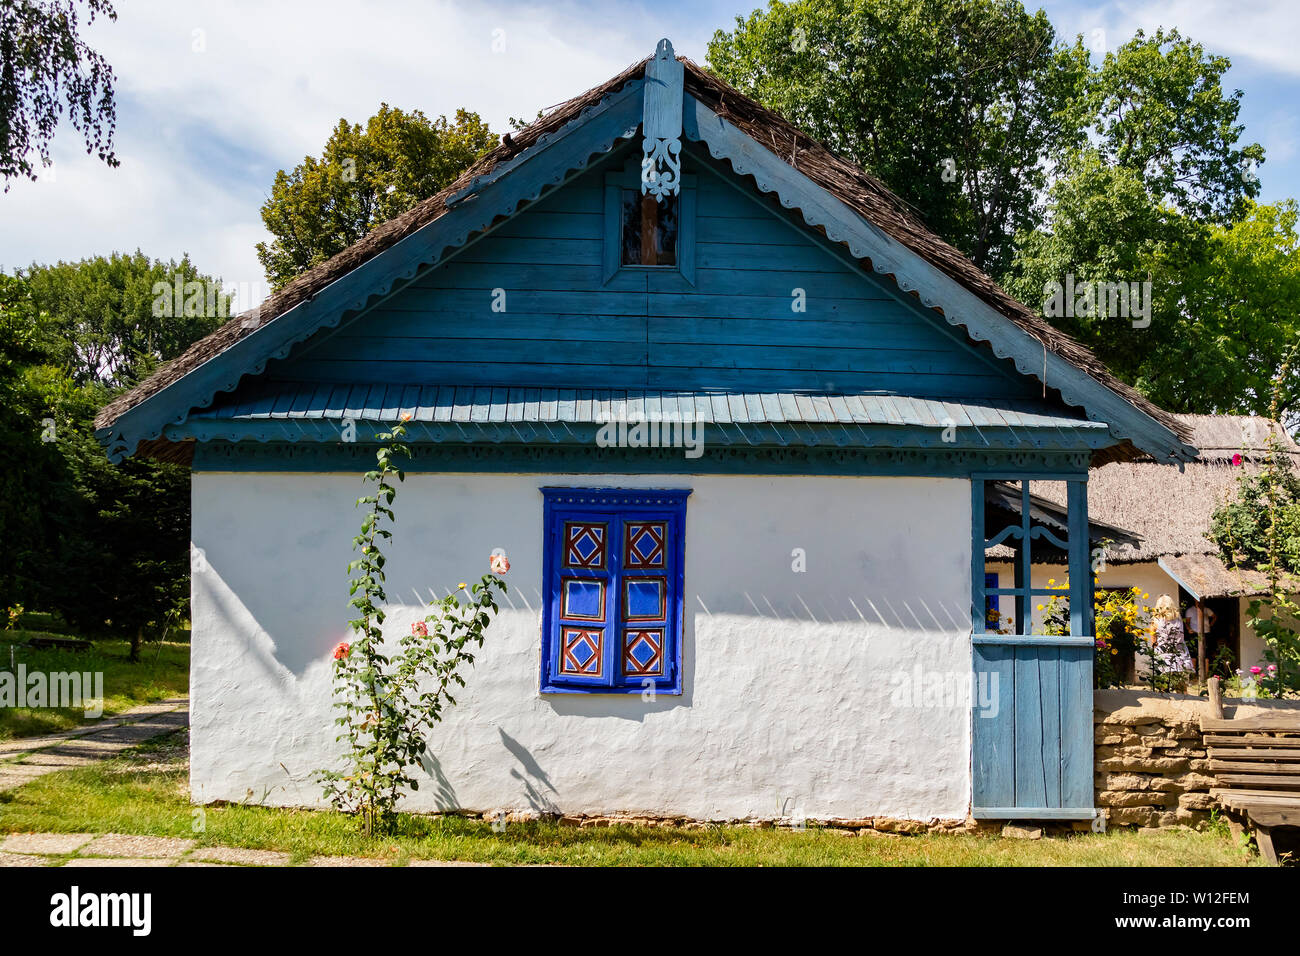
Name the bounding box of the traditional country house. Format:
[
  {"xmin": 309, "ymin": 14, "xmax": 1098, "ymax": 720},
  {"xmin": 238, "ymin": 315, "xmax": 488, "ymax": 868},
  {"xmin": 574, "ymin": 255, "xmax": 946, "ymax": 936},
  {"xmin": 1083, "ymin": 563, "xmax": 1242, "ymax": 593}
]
[
  {"xmin": 96, "ymin": 42, "xmax": 1197, "ymax": 824},
  {"xmin": 988, "ymin": 414, "xmax": 1299, "ymax": 681}
]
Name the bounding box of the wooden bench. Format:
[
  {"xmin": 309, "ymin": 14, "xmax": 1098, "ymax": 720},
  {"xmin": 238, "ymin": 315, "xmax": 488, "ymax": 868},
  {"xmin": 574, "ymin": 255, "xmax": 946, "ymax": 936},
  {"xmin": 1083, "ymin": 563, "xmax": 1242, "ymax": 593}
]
[{"xmin": 1202, "ymin": 717, "xmax": 1300, "ymax": 865}]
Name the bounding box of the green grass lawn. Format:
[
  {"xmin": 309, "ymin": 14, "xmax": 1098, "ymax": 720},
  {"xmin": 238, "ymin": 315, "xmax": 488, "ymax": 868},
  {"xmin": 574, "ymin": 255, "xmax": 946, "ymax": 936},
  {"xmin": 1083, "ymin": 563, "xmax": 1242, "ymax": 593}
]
[
  {"xmin": 0, "ymin": 730, "xmax": 1262, "ymax": 867},
  {"xmin": 0, "ymin": 626, "xmax": 189, "ymax": 741}
]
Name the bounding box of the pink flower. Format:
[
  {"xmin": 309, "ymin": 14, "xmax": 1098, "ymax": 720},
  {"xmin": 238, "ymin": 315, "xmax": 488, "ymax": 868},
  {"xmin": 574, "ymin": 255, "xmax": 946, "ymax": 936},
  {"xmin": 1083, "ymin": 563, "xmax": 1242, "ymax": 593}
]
[
  {"xmin": 490, "ymin": 551, "xmax": 510, "ymax": 575},
  {"xmin": 1267, "ymin": 664, "xmax": 1278, "ymax": 672},
  {"xmin": 1232, "ymin": 453, "xmax": 1243, "ymax": 466},
  {"xmin": 411, "ymin": 621, "xmax": 428, "ymax": 637},
  {"xmin": 400, "ymin": 412, "xmax": 412, "ymax": 422},
  {"xmin": 333, "ymin": 642, "xmax": 351, "ymax": 660},
  {"xmin": 1250, "ymin": 666, "xmax": 1263, "ymax": 675}
]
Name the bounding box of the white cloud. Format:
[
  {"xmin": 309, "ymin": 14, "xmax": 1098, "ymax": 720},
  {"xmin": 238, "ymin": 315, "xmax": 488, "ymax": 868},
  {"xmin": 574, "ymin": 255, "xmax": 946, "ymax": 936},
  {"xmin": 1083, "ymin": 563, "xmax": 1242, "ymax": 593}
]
[
  {"xmin": 0, "ymin": 0, "xmax": 713, "ymax": 302},
  {"xmin": 1049, "ymin": 0, "xmax": 1300, "ymax": 73}
]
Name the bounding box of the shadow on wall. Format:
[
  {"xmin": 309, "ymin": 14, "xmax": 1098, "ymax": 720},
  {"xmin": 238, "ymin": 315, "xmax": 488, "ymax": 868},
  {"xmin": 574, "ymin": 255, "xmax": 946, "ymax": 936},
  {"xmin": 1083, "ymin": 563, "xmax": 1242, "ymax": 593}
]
[
  {"xmin": 197, "ymin": 544, "xmax": 353, "ymax": 679},
  {"xmin": 417, "ymin": 751, "xmax": 460, "ymax": 812},
  {"xmin": 499, "ymin": 728, "xmax": 560, "ymax": 814}
]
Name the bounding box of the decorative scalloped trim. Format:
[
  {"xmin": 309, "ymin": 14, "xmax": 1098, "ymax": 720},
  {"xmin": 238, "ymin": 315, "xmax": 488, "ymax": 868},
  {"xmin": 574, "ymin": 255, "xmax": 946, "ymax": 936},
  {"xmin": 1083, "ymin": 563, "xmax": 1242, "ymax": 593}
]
[
  {"xmin": 194, "ymin": 440, "xmax": 1093, "ymax": 475},
  {"xmin": 166, "ymin": 419, "xmax": 1112, "ymax": 453}
]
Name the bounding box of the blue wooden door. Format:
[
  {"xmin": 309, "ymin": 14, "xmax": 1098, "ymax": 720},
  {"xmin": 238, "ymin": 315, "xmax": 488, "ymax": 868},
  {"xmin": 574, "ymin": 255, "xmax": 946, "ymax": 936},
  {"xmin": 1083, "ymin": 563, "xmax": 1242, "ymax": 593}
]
[
  {"xmin": 970, "ymin": 476, "xmax": 1096, "ymax": 820},
  {"xmin": 972, "ymin": 635, "xmax": 1094, "ymax": 818}
]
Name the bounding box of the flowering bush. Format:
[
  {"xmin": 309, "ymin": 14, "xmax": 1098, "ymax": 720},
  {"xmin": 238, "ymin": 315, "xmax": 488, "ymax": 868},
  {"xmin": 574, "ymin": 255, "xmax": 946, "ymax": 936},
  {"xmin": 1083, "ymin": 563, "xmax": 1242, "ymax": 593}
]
[
  {"xmin": 315, "ymin": 421, "xmax": 508, "ymax": 835},
  {"xmin": 1043, "ymin": 582, "xmax": 1156, "ymax": 689}
]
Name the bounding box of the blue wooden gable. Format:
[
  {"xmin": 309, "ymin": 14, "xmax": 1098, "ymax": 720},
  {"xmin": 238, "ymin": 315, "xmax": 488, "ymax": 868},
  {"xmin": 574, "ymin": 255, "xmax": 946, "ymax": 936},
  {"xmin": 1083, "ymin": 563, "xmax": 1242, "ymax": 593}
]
[
  {"xmin": 255, "ymin": 144, "xmax": 1039, "ymax": 401},
  {"xmin": 96, "ymin": 38, "xmax": 1194, "ymax": 468}
]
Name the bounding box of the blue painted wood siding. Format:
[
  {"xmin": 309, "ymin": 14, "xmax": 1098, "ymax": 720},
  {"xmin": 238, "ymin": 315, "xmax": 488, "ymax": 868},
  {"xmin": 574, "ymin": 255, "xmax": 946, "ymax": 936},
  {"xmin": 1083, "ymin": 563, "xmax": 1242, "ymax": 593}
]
[
  {"xmin": 972, "ymin": 641, "xmax": 1094, "ymax": 815},
  {"xmin": 271, "ymin": 149, "xmax": 1038, "ymax": 400}
]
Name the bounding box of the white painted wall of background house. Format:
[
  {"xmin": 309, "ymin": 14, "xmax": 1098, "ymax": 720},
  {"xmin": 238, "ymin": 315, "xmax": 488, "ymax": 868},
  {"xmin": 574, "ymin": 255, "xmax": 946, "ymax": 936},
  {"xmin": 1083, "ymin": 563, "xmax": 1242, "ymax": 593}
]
[
  {"xmin": 190, "ymin": 472, "xmax": 973, "ymax": 821},
  {"xmin": 986, "ymin": 560, "xmax": 1268, "ymax": 670}
]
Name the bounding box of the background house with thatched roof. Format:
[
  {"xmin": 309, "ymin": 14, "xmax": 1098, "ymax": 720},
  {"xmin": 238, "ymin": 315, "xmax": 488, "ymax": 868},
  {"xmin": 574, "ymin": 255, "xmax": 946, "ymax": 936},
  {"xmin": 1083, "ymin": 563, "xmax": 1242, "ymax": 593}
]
[{"xmin": 988, "ymin": 413, "xmax": 1298, "ymax": 679}]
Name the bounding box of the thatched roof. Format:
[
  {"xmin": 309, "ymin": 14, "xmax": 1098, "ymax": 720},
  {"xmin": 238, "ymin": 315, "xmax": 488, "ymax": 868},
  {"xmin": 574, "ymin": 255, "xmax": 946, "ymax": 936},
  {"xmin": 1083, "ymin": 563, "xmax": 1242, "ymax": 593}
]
[
  {"xmin": 96, "ymin": 54, "xmax": 1193, "ymax": 463},
  {"xmin": 1156, "ymin": 554, "xmax": 1296, "ymax": 601},
  {"xmin": 1035, "ymin": 414, "xmax": 1300, "ymax": 564}
]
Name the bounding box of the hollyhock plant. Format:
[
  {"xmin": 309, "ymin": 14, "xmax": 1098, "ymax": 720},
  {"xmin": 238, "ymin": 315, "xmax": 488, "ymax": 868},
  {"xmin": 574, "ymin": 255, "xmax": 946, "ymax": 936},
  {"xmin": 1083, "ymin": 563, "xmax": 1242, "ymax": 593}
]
[
  {"xmin": 1250, "ymin": 666, "xmax": 1263, "ymax": 675},
  {"xmin": 315, "ymin": 418, "xmax": 507, "ymax": 836},
  {"xmin": 490, "ymin": 551, "xmax": 510, "ymax": 575}
]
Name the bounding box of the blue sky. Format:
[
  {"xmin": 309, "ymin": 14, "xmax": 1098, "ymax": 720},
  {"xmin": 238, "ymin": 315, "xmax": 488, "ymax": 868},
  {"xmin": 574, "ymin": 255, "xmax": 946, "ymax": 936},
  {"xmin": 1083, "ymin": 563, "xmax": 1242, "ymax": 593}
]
[{"xmin": 1, "ymin": 0, "xmax": 1295, "ymax": 309}]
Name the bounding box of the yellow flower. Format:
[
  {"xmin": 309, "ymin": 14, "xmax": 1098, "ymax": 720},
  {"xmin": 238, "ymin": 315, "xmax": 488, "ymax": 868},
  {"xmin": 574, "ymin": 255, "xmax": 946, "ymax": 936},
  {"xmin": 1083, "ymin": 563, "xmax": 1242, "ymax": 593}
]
[
  {"xmin": 1036, "ymin": 604, "xmax": 1044, "ymax": 611},
  {"xmin": 458, "ymin": 582, "xmax": 467, "ymax": 590}
]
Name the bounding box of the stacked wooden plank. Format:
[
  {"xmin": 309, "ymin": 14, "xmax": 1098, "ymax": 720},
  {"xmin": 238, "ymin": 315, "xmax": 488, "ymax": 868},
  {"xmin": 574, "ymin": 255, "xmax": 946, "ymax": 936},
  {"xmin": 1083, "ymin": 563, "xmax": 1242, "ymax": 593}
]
[{"xmin": 1202, "ymin": 717, "xmax": 1300, "ymax": 865}]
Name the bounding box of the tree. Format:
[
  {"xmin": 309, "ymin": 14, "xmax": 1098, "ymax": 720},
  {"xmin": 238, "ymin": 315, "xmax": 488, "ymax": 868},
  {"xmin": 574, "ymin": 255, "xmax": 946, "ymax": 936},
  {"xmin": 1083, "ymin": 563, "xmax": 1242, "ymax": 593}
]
[
  {"xmin": 22, "ymin": 252, "xmax": 230, "ymax": 389},
  {"xmin": 707, "ymin": 0, "xmax": 1088, "ymax": 275},
  {"xmin": 50, "ymin": 401, "xmax": 191, "ymax": 660},
  {"xmin": 1085, "ymin": 28, "xmax": 1263, "ymax": 224},
  {"xmin": 2, "ymin": 254, "xmax": 228, "ymax": 655},
  {"xmin": 0, "ymin": 275, "xmax": 64, "ymax": 609},
  {"xmin": 256, "ymin": 105, "xmax": 498, "ymax": 289},
  {"xmin": 1002, "ymin": 28, "xmax": 1277, "ymax": 417},
  {"xmin": 0, "ymin": 0, "xmax": 118, "ymax": 186},
  {"xmin": 1153, "ymin": 201, "xmax": 1300, "ymax": 417}
]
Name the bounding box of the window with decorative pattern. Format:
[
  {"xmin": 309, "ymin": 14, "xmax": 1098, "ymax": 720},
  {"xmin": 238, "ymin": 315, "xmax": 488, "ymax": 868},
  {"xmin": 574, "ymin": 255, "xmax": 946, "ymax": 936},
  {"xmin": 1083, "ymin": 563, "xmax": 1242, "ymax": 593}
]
[{"xmin": 540, "ymin": 488, "xmax": 689, "ymax": 694}]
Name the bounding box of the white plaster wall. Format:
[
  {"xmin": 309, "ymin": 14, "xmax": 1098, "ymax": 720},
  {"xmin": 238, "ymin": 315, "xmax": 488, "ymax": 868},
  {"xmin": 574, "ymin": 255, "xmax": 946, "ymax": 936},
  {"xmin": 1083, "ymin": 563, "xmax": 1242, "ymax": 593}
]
[{"xmin": 190, "ymin": 472, "xmax": 973, "ymax": 821}]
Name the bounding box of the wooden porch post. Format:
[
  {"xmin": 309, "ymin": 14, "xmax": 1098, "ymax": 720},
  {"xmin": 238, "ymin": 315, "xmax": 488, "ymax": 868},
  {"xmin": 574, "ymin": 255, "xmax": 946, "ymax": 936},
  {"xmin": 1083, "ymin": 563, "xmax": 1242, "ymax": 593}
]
[
  {"xmin": 1196, "ymin": 598, "xmax": 1207, "ymax": 684},
  {"xmin": 1067, "ymin": 480, "xmax": 1091, "ymax": 638}
]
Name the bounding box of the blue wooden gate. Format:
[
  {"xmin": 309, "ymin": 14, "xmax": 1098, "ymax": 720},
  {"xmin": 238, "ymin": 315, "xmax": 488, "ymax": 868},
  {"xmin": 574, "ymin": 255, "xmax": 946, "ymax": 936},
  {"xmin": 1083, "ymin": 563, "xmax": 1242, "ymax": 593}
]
[
  {"xmin": 972, "ymin": 636, "xmax": 1094, "ymax": 817},
  {"xmin": 970, "ymin": 477, "xmax": 1096, "ymax": 820}
]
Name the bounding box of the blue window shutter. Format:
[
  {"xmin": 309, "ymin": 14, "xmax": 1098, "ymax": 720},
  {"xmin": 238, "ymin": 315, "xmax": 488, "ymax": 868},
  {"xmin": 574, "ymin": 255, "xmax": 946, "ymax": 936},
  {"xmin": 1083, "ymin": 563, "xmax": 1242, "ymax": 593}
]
[{"xmin": 541, "ymin": 488, "xmax": 689, "ymax": 694}]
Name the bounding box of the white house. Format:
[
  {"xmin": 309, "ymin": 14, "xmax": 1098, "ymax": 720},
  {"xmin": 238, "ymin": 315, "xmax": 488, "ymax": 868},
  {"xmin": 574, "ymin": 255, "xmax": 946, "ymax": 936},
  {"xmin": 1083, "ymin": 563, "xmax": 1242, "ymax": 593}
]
[{"xmin": 95, "ymin": 41, "xmax": 1197, "ymax": 824}]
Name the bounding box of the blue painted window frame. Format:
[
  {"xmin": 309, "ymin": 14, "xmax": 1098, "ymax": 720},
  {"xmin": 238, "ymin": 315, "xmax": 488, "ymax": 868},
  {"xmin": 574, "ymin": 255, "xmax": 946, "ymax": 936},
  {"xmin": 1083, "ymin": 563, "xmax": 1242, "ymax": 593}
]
[
  {"xmin": 971, "ymin": 474, "xmax": 1092, "ymax": 638},
  {"xmin": 540, "ymin": 487, "xmax": 690, "ymax": 694},
  {"xmin": 602, "ymin": 160, "xmax": 695, "ymax": 285}
]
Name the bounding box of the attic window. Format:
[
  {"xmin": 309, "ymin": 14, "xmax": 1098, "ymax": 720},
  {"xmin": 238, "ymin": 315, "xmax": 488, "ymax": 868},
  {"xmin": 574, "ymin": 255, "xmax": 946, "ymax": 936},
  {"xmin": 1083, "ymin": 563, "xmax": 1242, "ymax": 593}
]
[{"xmin": 620, "ymin": 191, "xmax": 678, "ymax": 266}]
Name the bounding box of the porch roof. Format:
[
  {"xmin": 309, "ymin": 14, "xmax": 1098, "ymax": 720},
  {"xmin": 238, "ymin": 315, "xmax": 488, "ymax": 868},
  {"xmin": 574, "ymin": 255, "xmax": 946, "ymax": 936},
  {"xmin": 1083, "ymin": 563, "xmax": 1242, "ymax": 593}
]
[
  {"xmin": 1157, "ymin": 554, "xmax": 1299, "ymax": 602},
  {"xmin": 173, "ymin": 382, "xmax": 1114, "ymax": 451}
]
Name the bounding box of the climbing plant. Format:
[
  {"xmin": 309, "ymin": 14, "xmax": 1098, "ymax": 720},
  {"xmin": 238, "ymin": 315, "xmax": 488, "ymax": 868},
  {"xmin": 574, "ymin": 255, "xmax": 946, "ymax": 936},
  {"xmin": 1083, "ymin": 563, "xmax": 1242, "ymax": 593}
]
[
  {"xmin": 316, "ymin": 420, "xmax": 508, "ymax": 834},
  {"xmin": 1214, "ymin": 347, "xmax": 1300, "ymax": 694}
]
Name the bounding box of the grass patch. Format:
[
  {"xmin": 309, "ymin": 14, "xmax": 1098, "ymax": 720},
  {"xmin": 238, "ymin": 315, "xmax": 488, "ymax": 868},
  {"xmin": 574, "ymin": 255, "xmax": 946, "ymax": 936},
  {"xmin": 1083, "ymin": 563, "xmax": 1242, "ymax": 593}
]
[
  {"xmin": 0, "ymin": 630, "xmax": 188, "ymax": 742},
  {"xmin": 0, "ymin": 731, "xmax": 1261, "ymax": 867}
]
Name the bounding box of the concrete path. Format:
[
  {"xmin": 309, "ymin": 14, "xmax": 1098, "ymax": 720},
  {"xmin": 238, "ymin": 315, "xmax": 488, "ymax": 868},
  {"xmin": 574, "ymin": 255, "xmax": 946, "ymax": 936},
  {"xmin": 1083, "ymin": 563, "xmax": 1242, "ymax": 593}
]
[
  {"xmin": 0, "ymin": 832, "xmax": 485, "ymax": 867},
  {"xmin": 0, "ymin": 697, "xmax": 485, "ymax": 867},
  {"xmin": 0, "ymin": 697, "xmax": 189, "ymax": 793}
]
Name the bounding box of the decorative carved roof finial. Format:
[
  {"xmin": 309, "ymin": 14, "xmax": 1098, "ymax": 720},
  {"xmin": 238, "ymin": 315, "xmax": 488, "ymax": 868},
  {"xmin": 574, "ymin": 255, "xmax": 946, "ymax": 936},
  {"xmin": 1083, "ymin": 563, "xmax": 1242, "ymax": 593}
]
[{"xmin": 642, "ymin": 38, "xmax": 684, "ymax": 201}]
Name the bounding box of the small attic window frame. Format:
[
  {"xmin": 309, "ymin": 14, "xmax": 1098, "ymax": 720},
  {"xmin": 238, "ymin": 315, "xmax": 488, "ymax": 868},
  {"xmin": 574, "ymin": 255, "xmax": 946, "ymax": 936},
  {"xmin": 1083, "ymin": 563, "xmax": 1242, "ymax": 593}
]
[{"xmin": 602, "ymin": 165, "xmax": 695, "ymax": 285}]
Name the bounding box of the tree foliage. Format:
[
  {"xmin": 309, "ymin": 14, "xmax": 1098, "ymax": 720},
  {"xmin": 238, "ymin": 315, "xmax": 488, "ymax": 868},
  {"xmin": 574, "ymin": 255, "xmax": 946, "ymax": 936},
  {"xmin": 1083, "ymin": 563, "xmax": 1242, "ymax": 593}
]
[
  {"xmin": 256, "ymin": 105, "xmax": 498, "ymax": 289},
  {"xmin": 708, "ymin": 0, "xmax": 1086, "ymax": 276},
  {"xmin": 0, "ymin": 255, "xmax": 225, "ymax": 653},
  {"xmin": 22, "ymin": 251, "xmax": 229, "ymax": 389},
  {"xmin": 0, "ymin": 0, "xmax": 118, "ymax": 186},
  {"xmin": 1084, "ymin": 28, "xmax": 1263, "ymax": 224}
]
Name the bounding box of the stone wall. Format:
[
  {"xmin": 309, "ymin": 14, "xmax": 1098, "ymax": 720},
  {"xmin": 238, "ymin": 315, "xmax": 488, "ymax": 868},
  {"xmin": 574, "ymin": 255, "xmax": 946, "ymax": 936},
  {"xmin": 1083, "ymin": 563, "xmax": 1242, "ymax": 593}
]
[{"xmin": 1094, "ymin": 689, "xmax": 1300, "ymax": 829}]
